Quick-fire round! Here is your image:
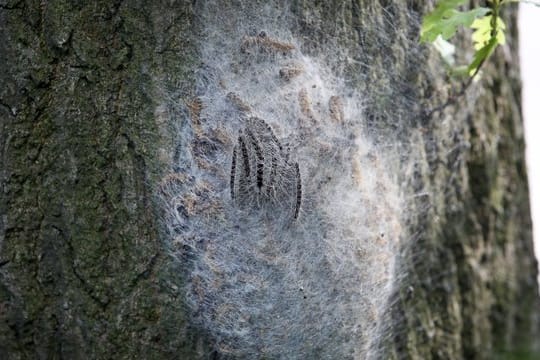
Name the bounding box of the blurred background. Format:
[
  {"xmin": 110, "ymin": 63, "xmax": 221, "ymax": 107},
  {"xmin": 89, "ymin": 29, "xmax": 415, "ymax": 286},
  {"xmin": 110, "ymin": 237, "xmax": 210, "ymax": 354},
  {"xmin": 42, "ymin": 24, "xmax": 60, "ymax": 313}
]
[{"xmin": 519, "ymin": 3, "xmax": 540, "ymax": 286}]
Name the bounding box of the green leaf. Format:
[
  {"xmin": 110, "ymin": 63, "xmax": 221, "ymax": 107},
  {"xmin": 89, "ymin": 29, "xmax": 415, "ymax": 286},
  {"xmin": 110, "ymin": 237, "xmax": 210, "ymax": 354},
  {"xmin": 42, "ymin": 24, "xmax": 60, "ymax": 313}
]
[
  {"xmin": 449, "ymin": 65, "xmax": 470, "ymax": 77},
  {"xmin": 467, "ymin": 36, "xmax": 498, "ymax": 76},
  {"xmin": 420, "ymin": 0, "xmax": 490, "ymax": 43},
  {"xmin": 471, "ymin": 15, "xmax": 506, "ymax": 50}
]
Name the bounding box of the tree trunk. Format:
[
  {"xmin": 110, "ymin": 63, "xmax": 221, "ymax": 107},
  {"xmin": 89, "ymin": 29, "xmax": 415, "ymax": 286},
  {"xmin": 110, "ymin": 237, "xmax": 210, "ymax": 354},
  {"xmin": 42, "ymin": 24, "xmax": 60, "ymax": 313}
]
[{"xmin": 1, "ymin": 1, "xmax": 538, "ymax": 359}]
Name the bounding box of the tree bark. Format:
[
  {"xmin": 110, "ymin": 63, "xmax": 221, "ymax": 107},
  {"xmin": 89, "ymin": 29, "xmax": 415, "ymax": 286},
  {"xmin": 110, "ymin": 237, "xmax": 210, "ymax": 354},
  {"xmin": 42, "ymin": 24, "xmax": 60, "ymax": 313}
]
[{"xmin": 0, "ymin": 1, "xmax": 538, "ymax": 359}]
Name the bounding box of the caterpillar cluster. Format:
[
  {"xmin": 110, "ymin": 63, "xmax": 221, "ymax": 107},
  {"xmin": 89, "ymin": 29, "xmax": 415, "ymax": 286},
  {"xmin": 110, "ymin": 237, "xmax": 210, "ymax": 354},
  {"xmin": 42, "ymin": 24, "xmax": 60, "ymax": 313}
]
[{"xmin": 230, "ymin": 116, "xmax": 301, "ymax": 223}]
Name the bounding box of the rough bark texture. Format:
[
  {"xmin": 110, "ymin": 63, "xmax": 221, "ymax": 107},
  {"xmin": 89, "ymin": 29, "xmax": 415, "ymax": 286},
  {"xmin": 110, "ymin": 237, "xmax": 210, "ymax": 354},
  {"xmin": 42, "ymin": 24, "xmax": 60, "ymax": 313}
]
[{"xmin": 0, "ymin": 1, "xmax": 538, "ymax": 359}]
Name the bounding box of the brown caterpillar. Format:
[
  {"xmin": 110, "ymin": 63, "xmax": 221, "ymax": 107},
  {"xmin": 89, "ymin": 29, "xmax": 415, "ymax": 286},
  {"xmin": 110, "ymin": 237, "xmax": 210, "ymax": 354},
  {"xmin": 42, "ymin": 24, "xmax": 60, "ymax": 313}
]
[{"xmin": 240, "ymin": 32, "xmax": 295, "ymax": 54}]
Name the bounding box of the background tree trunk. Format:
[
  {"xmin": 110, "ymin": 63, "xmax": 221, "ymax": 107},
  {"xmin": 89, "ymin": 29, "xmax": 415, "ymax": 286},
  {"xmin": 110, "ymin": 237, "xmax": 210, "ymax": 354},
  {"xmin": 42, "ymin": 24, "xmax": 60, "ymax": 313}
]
[{"xmin": 1, "ymin": 1, "xmax": 538, "ymax": 359}]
